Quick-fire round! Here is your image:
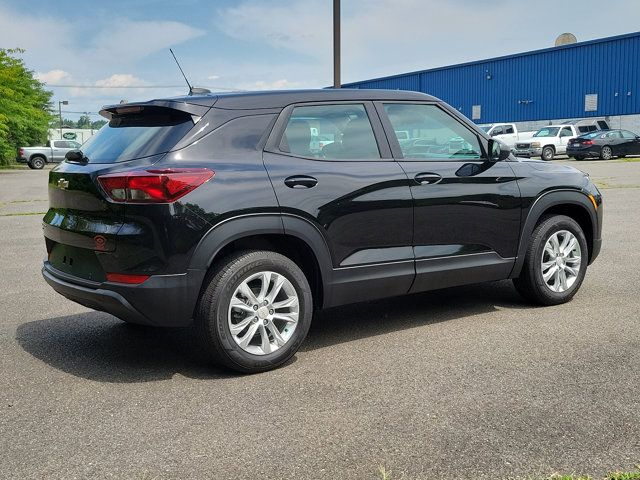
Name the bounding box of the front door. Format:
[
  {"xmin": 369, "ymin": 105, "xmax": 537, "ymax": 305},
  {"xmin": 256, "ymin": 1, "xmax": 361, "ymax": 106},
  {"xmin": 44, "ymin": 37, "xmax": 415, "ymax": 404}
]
[
  {"xmin": 263, "ymin": 102, "xmax": 415, "ymax": 305},
  {"xmin": 376, "ymin": 101, "xmax": 521, "ymax": 293}
]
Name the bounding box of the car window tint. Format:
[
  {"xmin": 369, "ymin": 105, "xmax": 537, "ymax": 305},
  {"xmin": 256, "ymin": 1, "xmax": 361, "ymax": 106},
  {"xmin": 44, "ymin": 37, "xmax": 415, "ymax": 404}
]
[
  {"xmin": 621, "ymin": 130, "xmax": 637, "ymax": 139},
  {"xmin": 281, "ymin": 104, "xmax": 380, "ymax": 160},
  {"xmin": 505, "ymin": 126, "xmax": 514, "ymax": 134},
  {"xmin": 383, "ymin": 103, "xmax": 482, "ymax": 160},
  {"xmin": 54, "ymin": 141, "xmax": 67, "ymax": 148},
  {"xmin": 560, "ymin": 127, "xmax": 573, "ymax": 137}
]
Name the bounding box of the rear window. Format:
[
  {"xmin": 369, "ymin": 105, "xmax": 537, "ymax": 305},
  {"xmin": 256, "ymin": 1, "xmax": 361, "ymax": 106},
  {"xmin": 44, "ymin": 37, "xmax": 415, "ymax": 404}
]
[{"xmin": 80, "ymin": 107, "xmax": 194, "ymax": 163}]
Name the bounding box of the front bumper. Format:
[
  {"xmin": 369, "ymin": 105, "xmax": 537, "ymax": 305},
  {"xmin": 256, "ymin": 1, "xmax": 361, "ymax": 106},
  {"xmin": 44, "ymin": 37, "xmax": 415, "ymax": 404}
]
[
  {"xmin": 513, "ymin": 147, "xmax": 542, "ymax": 158},
  {"xmin": 42, "ymin": 261, "xmax": 205, "ymax": 327}
]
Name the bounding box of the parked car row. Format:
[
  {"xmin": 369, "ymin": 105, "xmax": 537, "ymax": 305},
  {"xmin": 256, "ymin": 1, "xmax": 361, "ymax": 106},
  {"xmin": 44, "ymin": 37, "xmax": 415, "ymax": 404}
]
[{"xmin": 480, "ymin": 119, "xmax": 640, "ymax": 161}]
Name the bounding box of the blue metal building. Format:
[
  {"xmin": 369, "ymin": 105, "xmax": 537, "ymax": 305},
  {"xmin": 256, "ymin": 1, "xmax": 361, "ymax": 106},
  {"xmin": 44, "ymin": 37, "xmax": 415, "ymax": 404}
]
[{"xmin": 343, "ymin": 32, "xmax": 640, "ymax": 125}]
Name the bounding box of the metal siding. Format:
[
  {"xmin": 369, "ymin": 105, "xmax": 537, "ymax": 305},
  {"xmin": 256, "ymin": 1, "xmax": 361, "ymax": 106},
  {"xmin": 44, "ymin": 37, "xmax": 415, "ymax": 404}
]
[{"xmin": 344, "ymin": 32, "xmax": 640, "ymax": 123}]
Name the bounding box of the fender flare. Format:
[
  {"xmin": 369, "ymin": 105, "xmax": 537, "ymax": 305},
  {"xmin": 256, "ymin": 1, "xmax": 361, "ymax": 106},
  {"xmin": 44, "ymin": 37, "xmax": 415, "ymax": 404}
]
[
  {"xmin": 188, "ymin": 213, "xmax": 334, "ymax": 305},
  {"xmin": 511, "ymin": 189, "xmax": 597, "ymax": 277}
]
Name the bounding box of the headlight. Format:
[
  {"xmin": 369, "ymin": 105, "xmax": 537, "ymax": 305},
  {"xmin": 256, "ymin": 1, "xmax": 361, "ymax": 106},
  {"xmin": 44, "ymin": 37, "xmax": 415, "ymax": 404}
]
[{"xmin": 530, "ymin": 142, "xmax": 541, "ymax": 148}]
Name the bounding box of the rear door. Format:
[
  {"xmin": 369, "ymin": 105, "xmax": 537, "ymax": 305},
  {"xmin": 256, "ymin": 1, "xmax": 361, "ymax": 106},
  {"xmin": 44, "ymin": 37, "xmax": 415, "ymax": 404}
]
[
  {"xmin": 263, "ymin": 102, "xmax": 415, "ymax": 305},
  {"xmin": 51, "ymin": 140, "xmax": 69, "ymax": 162},
  {"xmin": 376, "ymin": 101, "xmax": 521, "ymax": 293}
]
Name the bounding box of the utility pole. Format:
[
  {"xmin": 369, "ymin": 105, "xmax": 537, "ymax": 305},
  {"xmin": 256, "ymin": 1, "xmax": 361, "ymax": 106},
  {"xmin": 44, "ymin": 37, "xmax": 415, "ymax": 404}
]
[
  {"xmin": 58, "ymin": 100, "xmax": 68, "ymax": 138},
  {"xmin": 333, "ymin": 0, "xmax": 340, "ymax": 88}
]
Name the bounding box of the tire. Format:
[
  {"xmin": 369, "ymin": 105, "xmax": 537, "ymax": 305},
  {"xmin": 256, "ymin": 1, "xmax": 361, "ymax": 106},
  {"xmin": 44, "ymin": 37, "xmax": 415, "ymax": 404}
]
[
  {"xmin": 541, "ymin": 146, "xmax": 555, "ymax": 161},
  {"xmin": 196, "ymin": 250, "xmax": 313, "ymax": 373},
  {"xmin": 513, "ymin": 215, "xmax": 588, "ymax": 306},
  {"xmin": 29, "ymin": 157, "xmax": 45, "ymax": 169},
  {"xmin": 574, "ymin": 155, "xmax": 585, "ymax": 161},
  {"xmin": 600, "ymin": 146, "xmax": 613, "ymax": 160}
]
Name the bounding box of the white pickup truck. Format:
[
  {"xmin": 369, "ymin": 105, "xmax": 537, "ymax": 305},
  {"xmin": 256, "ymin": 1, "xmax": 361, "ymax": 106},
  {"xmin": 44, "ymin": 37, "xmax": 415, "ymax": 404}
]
[
  {"xmin": 513, "ymin": 119, "xmax": 610, "ymax": 160},
  {"xmin": 480, "ymin": 123, "xmax": 534, "ymax": 148}
]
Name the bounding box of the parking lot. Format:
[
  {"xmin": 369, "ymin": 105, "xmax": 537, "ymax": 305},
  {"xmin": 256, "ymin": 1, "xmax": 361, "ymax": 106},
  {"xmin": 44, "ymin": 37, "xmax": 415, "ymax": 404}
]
[{"xmin": 1, "ymin": 160, "xmax": 639, "ymax": 479}]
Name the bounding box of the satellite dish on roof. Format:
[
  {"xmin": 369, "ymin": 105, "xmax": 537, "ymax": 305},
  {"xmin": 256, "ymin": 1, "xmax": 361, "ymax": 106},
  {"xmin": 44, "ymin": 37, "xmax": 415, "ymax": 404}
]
[{"xmin": 555, "ymin": 33, "xmax": 577, "ymax": 46}]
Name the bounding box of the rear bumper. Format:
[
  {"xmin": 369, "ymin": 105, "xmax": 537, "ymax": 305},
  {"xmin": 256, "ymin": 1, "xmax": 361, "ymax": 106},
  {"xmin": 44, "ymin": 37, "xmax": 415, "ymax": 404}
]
[
  {"xmin": 42, "ymin": 261, "xmax": 205, "ymax": 327},
  {"xmin": 567, "ymin": 147, "xmax": 599, "ymax": 158},
  {"xmin": 16, "ymin": 157, "xmax": 28, "ymax": 164}
]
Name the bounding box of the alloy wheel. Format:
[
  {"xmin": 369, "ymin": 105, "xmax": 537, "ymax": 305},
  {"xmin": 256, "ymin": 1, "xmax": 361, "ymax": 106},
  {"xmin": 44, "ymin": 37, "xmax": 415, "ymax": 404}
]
[
  {"xmin": 601, "ymin": 146, "xmax": 613, "ymax": 160},
  {"xmin": 541, "ymin": 230, "xmax": 582, "ymax": 293},
  {"xmin": 227, "ymin": 270, "xmax": 299, "ymax": 355}
]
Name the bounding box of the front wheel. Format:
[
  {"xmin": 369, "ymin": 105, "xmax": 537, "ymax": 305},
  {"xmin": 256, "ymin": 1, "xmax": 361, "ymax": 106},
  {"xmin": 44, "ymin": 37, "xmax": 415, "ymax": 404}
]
[
  {"xmin": 196, "ymin": 250, "xmax": 313, "ymax": 373},
  {"xmin": 513, "ymin": 215, "xmax": 588, "ymax": 305},
  {"xmin": 541, "ymin": 146, "xmax": 555, "ymax": 161}
]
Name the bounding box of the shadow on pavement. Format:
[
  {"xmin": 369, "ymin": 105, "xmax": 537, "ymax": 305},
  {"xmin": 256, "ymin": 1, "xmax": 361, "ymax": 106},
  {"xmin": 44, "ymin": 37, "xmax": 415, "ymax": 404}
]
[
  {"xmin": 302, "ymin": 280, "xmax": 527, "ymax": 351},
  {"xmin": 16, "ymin": 280, "xmax": 527, "ymax": 383}
]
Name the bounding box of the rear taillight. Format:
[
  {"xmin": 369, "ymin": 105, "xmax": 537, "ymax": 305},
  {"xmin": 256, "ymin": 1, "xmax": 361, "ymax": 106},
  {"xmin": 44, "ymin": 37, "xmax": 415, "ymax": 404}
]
[
  {"xmin": 18, "ymin": 148, "xmax": 24, "ymax": 156},
  {"xmin": 97, "ymin": 168, "xmax": 214, "ymax": 203},
  {"xmin": 583, "ymin": 140, "xmax": 594, "ymax": 146}
]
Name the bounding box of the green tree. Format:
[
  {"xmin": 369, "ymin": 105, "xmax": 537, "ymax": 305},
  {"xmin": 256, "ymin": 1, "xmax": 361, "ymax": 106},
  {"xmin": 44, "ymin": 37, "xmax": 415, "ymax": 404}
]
[
  {"xmin": 76, "ymin": 114, "xmax": 91, "ymax": 129},
  {"xmin": 91, "ymin": 119, "xmax": 107, "ymax": 130},
  {"xmin": 0, "ymin": 48, "xmax": 53, "ymax": 165}
]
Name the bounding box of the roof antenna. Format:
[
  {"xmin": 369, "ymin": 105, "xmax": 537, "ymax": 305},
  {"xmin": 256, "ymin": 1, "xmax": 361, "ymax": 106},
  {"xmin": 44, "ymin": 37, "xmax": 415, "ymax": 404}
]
[{"xmin": 169, "ymin": 48, "xmax": 211, "ymax": 95}]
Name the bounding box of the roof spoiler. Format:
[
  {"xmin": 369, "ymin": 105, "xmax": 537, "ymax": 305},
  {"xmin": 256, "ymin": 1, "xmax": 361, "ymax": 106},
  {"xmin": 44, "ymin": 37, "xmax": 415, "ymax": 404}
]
[{"xmin": 100, "ymin": 98, "xmax": 215, "ymax": 120}]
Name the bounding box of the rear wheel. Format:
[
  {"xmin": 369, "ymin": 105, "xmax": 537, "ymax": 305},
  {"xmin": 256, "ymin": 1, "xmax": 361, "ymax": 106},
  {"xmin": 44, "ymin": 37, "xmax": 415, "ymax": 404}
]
[
  {"xmin": 196, "ymin": 250, "xmax": 313, "ymax": 373},
  {"xmin": 600, "ymin": 146, "xmax": 613, "ymax": 160},
  {"xmin": 574, "ymin": 155, "xmax": 585, "ymax": 161},
  {"xmin": 29, "ymin": 157, "xmax": 45, "ymax": 169},
  {"xmin": 513, "ymin": 215, "xmax": 588, "ymax": 305},
  {"xmin": 541, "ymin": 146, "xmax": 555, "ymax": 161}
]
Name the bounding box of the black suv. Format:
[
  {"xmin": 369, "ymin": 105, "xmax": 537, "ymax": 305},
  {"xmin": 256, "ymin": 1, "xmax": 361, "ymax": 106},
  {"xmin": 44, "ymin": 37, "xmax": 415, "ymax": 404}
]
[{"xmin": 42, "ymin": 89, "xmax": 603, "ymax": 373}]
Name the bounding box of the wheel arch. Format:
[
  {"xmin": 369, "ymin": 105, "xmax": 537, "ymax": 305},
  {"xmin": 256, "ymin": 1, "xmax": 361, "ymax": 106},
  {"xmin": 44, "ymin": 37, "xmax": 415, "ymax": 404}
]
[
  {"xmin": 189, "ymin": 214, "xmax": 332, "ymax": 311},
  {"xmin": 511, "ymin": 190, "xmax": 598, "ymax": 277}
]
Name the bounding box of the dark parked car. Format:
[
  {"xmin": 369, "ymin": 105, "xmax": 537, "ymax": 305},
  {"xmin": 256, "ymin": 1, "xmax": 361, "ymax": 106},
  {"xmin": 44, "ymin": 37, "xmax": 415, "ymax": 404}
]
[
  {"xmin": 567, "ymin": 129, "xmax": 640, "ymax": 160},
  {"xmin": 42, "ymin": 89, "xmax": 603, "ymax": 373}
]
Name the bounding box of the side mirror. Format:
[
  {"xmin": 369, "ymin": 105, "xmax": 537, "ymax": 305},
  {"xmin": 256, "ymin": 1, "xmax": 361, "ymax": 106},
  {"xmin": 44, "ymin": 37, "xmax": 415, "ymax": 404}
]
[
  {"xmin": 488, "ymin": 139, "xmax": 510, "ymax": 161},
  {"xmin": 65, "ymin": 149, "xmax": 84, "ymax": 162}
]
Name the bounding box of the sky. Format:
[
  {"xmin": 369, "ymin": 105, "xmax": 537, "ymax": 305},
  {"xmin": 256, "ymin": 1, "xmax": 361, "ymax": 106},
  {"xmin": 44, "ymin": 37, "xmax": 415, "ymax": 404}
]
[{"xmin": 1, "ymin": 0, "xmax": 639, "ymax": 121}]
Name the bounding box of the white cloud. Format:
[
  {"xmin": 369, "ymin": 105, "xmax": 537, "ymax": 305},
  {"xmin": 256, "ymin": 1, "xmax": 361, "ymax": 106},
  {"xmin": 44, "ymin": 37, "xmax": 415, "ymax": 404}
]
[
  {"xmin": 249, "ymin": 79, "xmax": 302, "ymax": 90},
  {"xmin": 94, "ymin": 74, "xmax": 149, "ymax": 88},
  {"xmin": 35, "ymin": 70, "xmax": 71, "ymax": 84},
  {"xmin": 89, "ymin": 20, "xmax": 205, "ymax": 65},
  {"xmin": 207, "ymin": 74, "xmax": 220, "ymax": 80}
]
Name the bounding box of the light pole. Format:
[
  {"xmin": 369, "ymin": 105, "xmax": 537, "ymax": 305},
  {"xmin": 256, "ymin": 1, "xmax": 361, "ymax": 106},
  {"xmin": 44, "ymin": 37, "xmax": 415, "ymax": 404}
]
[
  {"xmin": 333, "ymin": 0, "xmax": 340, "ymax": 88},
  {"xmin": 58, "ymin": 100, "xmax": 68, "ymax": 138}
]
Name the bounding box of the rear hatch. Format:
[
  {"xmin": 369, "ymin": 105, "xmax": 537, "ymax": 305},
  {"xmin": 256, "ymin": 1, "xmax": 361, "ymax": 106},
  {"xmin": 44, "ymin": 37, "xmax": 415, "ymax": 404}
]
[{"xmin": 43, "ymin": 101, "xmax": 211, "ymax": 282}]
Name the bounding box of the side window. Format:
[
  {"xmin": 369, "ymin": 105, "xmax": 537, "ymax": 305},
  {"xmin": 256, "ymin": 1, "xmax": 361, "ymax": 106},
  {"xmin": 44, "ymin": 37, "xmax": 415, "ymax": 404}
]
[
  {"xmin": 69, "ymin": 141, "xmax": 81, "ymax": 148},
  {"xmin": 621, "ymin": 130, "xmax": 637, "ymax": 139},
  {"xmin": 383, "ymin": 103, "xmax": 482, "ymax": 160},
  {"xmin": 54, "ymin": 141, "xmax": 68, "ymax": 148},
  {"xmin": 491, "ymin": 126, "xmax": 504, "ymax": 136},
  {"xmin": 505, "ymin": 125, "xmax": 515, "ymax": 134},
  {"xmin": 280, "ymin": 104, "xmax": 380, "ymax": 160},
  {"xmin": 560, "ymin": 127, "xmax": 573, "ymax": 137}
]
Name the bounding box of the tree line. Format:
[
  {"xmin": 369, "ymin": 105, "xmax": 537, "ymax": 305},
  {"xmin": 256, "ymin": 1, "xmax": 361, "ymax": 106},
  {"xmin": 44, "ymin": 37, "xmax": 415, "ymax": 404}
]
[{"xmin": 50, "ymin": 115, "xmax": 107, "ymax": 130}]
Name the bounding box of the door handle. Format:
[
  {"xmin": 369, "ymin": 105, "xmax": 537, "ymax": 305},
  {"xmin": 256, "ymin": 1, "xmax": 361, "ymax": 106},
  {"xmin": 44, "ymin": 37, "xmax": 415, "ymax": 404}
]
[
  {"xmin": 284, "ymin": 175, "xmax": 318, "ymax": 189},
  {"xmin": 414, "ymin": 172, "xmax": 442, "ymax": 185}
]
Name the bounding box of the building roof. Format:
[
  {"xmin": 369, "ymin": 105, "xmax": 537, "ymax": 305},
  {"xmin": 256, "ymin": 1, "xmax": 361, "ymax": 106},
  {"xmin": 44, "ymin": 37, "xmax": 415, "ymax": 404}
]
[{"xmin": 343, "ymin": 31, "xmax": 640, "ymax": 86}]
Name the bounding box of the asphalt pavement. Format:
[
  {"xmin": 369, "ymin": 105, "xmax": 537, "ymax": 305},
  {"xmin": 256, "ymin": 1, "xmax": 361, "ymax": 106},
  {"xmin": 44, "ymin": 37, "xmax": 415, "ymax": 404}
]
[{"xmin": 1, "ymin": 159, "xmax": 639, "ymax": 479}]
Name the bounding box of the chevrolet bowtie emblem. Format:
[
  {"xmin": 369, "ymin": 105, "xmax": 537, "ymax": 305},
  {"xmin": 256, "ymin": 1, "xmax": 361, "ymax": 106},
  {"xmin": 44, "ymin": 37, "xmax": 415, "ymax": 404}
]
[{"xmin": 57, "ymin": 178, "xmax": 69, "ymax": 190}]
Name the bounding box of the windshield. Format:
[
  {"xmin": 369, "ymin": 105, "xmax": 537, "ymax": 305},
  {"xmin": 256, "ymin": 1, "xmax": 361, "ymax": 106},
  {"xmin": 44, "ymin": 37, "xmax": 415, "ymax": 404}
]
[
  {"xmin": 533, "ymin": 127, "xmax": 560, "ymax": 137},
  {"xmin": 79, "ymin": 107, "xmax": 194, "ymax": 163},
  {"xmin": 579, "ymin": 131, "xmax": 602, "ymax": 139},
  {"xmin": 480, "ymin": 126, "xmax": 491, "ymax": 133}
]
